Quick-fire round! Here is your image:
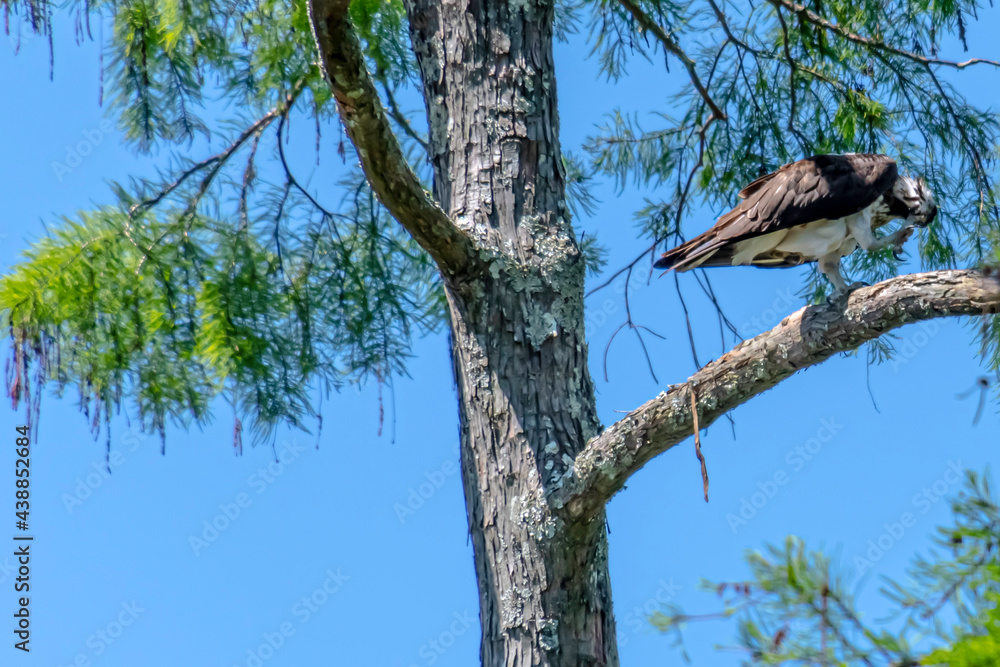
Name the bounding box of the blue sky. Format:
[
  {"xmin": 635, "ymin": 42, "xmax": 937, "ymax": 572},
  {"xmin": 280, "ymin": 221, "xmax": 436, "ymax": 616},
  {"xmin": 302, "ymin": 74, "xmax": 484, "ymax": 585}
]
[{"xmin": 1, "ymin": 7, "xmax": 998, "ymax": 667}]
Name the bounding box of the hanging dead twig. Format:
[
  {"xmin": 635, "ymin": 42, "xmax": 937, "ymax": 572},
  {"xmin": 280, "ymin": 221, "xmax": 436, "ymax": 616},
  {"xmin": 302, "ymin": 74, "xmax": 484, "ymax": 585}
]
[{"xmin": 691, "ymin": 385, "xmax": 709, "ymax": 502}]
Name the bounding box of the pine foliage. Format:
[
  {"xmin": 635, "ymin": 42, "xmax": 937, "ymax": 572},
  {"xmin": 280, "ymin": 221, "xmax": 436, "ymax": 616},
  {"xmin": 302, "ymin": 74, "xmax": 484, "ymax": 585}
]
[
  {"xmin": 652, "ymin": 470, "xmax": 1000, "ymax": 665},
  {"xmin": 2, "ymin": 0, "xmax": 999, "ymax": 440}
]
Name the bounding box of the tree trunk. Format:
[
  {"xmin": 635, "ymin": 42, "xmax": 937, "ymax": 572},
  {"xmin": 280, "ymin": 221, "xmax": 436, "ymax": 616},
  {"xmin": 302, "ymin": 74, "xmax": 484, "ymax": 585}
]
[
  {"xmin": 446, "ymin": 282, "xmax": 618, "ymax": 666},
  {"xmin": 311, "ymin": 0, "xmax": 1000, "ymax": 661},
  {"xmin": 405, "ymin": 0, "xmax": 619, "ymax": 663}
]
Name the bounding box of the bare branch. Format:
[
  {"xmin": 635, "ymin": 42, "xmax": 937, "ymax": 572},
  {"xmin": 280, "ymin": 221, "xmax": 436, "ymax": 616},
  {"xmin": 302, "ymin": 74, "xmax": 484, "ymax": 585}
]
[
  {"xmin": 560, "ymin": 269, "xmax": 1000, "ymax": 520},
  {"xmin": 307, "ymin": 0, "xmax": 475, "ymax": 276},
  {"xmin": 603, "ymin": 265, "xmax": 666, "ymax": 383},
  {"xmin": 767, "ymin": 0, "xmax": 1000, "ymax": 70},
  {"xmin": 128, "ymin": 86, "xmax": 305, "ymax": 273},
  {"xmin": 706, "ymin": 0, "xmax": 764, "ymax": 56},
  {"xmin": 129, "ymin": 85, "xmax": 301, "ymax": 218},
  {"xmin": 585, "ymin": 240, "xmax": 658, "ymax": 297},
  {"xmin": 275, "ymin": 110, "xmax": 340, "ymax": 223},
  {"xmin": 617, "ymin": 0, "xmax": 727, "ymax": 121},
  {"xmin": 773, "ymin": 6, "xmax": 810, "ymax": 153}
]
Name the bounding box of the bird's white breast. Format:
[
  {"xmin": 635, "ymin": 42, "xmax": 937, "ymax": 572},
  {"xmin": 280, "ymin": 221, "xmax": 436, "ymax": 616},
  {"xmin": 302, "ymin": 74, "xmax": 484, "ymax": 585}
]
[
  {"xmin": 730, "ymin": 210, "xmax": 873, "ymax": 266},
  {"xmin": 773, "ymin": 218, "xmax": 853, "ymax": 257}
]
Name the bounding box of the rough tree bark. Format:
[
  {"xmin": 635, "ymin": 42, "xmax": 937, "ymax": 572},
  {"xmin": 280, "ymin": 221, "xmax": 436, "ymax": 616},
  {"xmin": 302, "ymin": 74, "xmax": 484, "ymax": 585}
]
[
  {"xmin": 309, "ymin": 1, "xmax": 1000, "ymax": 665},
  {"xmin": 401, "ymin": 0, "xmax": 618, "ymax": 663}
]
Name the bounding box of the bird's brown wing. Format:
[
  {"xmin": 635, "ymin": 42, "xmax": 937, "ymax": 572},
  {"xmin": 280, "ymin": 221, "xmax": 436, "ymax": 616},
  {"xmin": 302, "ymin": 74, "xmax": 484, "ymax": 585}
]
[{"xmin": 654, "ymin": 154, "xmax": 898, "ymax": 270}]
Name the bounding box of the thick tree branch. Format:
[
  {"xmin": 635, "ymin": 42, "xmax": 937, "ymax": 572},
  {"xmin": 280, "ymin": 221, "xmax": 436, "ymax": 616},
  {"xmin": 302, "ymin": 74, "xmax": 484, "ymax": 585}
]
[
  {"xmin": 307, "ymin": 0, "xmax": 475, "ymax": 276},
  {"xmin": 560, "ymin": 269, "xmax": 1000, "ymax": 521}
]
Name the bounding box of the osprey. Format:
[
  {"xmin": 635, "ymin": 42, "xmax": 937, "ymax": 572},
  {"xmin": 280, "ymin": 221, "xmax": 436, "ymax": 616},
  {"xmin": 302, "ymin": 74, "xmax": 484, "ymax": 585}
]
[{"xmin": 654, "ymin": 154, "xmax": 938, "ymax": 294}]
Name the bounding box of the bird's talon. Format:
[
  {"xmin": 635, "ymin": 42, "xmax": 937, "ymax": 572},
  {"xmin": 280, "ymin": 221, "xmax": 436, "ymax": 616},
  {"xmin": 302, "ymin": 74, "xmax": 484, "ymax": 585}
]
[{"xmin": 827, "ymin": 281, "xmax": 868, "ymax": 303}]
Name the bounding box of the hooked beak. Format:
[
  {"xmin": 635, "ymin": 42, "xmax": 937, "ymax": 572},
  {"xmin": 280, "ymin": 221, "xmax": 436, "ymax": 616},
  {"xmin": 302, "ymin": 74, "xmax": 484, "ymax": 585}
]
[{"xmin": 910, "ymin": 206, "xmax": 938, "ymax": 228}]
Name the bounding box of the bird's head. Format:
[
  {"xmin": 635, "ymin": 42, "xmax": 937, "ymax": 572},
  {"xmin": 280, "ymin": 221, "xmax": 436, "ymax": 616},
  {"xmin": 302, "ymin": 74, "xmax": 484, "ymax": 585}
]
[{"xmin": 893, "ymin": 176, "xmax": 938, "ymax": 227}]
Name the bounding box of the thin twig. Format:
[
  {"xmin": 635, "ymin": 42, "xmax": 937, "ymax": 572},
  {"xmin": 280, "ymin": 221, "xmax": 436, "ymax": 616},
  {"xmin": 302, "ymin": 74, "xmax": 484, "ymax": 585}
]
[
  {"xmin": 923, "ymin": 63, "xmax": 998, "ymax": 238},
  {"xmin": 826, "ymin": 591, "xmax": 897, "ymax": 664},
  {"xmin": 768, "ymin": 0, "xmax": 1000, "ymax": 70},
  {"xmin": 865, "ymin": 346, "xmax": 881, "ymax": 413},
  {"xmin": 618, "ymin": 0, "xmax": 727, "ymax": 121},
  {"xmin": 675, "ymin": 114, "xmax": 716, "ymax": 236},
  {"xmin": 956, "ymin": 376, "xmax": 990, "ymax": 425},
  {"xmin": 132, "ymin": 83, "xmax": 306, "ymax": 273},
  {"xmin": 238, "ymin": 129, "xmax": 263, "ymax": 231},
  {"xmin": 707, "ymin": 0, "xmax": 766, "ymax": 56},
  {"xmin": 586, "ymin": 240, "xmax": 658, "ymax": 297},
  {"xmin": 690, "ymin": 385, "xmax": 709, "ymax": 502},
  {"xmin": 773, "ymin": 6, "xmax": 810, "ymax": 153},
  {"xmin": 129, "ymin": 82, "xmax": 303, "ymax": 218},
  {"xmin": 275, "ymin": 109, "xmax": 346, "ymax": 246},
  {"xmin": 377, "ymin": 76, "xmax": 430, "ymax": 155},
  {"xmin": 603, "ymin": 265, "xmax": 666, "ymax": 383},
  {"xmin": 673, "ymin": 270, "xmax": 701, "ymax": 369}
]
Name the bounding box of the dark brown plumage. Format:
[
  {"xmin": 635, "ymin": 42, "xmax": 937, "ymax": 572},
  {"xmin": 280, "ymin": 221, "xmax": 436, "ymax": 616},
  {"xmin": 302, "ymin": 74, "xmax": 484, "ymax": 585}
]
[{"xmin": 654, "ymin": 154, "xmax": 899, "ymax": 271}]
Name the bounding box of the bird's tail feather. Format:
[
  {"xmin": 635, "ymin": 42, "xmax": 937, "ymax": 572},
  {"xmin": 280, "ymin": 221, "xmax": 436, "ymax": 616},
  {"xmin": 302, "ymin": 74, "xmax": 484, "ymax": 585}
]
[{"xmin": 654, "ymin": 234, "xmax": 728, "ymax": 271}]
